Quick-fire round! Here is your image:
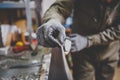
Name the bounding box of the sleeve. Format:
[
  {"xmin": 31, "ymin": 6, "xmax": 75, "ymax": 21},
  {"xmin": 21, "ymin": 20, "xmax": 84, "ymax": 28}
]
[
  {"xmin": 88, "ymin": 25, "xmax": 120, "ymax": 47},
  {"xmin": 42, "ymin": 0, "xmax": 74, "ymax": 24}
]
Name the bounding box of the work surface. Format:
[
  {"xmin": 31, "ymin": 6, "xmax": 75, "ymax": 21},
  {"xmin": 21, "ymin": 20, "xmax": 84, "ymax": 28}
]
[
  {"xmin": 0, "ymin": 46, "xmax": 120, "ymax": 80},
  {"xmin": 0, "ymin": 46, "xmax": 49, "ymax": 80}
]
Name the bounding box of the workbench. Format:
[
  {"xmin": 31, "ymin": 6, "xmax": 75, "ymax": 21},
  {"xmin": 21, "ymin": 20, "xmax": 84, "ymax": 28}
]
[{"xmin": 0, "ymin": 46, "xmax": 50, "ymax": 80}]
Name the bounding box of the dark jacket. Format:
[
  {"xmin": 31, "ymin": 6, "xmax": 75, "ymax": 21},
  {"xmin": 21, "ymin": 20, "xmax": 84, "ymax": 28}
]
[{"xmin": 43, "ymin": 0, "xmax": 120, "ymax": 60}]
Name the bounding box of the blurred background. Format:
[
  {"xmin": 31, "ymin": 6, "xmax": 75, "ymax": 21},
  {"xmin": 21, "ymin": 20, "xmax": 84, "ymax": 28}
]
[
  {"xmin": 0, "ymin": 0, "xmax": 56, "ymax": 80},
  {"xmin": 0, "ymin": 0, "xmax": 56, "ymax": 48}
]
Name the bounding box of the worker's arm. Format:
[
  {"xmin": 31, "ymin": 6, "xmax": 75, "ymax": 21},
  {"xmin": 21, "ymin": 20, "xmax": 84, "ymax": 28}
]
[
  {"xmin": 88, "ymin": 25, "xmax": 120, "ymax": 47},
  {"xmin": 36, "ymin": 0, "xmax": 74, "ymax": 47},
  {"xmin": 69, "ymin": 23, "xmax": 120, "ymax": 52},
  {"xmin": 43, "ymin": 0, "xmax": 74, "ymax": 23}
]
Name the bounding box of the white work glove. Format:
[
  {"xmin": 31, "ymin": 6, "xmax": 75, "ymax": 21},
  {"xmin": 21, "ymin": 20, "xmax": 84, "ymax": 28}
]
[
  {"xmin": 36, "ymin": 19, "xmax": 66, "ymax": 47},
  {"xmin": 69, "ymin": 34, "xmax": 88, "ymax": 52}
]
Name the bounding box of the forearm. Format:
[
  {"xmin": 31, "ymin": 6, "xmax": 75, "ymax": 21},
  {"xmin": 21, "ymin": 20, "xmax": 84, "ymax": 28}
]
[
  {"xmin": 42, "ymin": 0, "xmax": 74, "ymax": 24},
  {"xmin": 88, "ymin": 25, "xmax": 120, "ymax": 47}
]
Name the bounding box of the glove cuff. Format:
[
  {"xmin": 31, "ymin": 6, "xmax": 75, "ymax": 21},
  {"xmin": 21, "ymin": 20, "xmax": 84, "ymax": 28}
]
[
  {"xmin": 87, "ymin": 37, "xmax": 93, "ymax": 47},
  {"xmin": 87, "ymin": 34, "xmax": 101, "ymax": 47}
]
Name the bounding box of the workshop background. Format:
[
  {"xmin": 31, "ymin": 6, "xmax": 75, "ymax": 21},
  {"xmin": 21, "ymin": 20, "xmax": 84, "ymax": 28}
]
[{"xmin": 0, "ymin": 0, "xmax": 119, "ymax": 80}]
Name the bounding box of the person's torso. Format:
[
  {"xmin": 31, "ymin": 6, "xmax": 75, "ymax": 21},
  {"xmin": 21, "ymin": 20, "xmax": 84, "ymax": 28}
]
[
  {"xmin": 72, "ymin": 0, "xmax": 120, "ymax": 36},
  {"xmin": 72, "ymin": 0, "xmax": 120, "ymax": 59}
]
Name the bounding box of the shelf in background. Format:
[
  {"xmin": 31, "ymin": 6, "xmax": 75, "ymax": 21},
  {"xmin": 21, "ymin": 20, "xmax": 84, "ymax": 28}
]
[
  {"xmin": 0, "ymin": 2, "xmax": 25, "ymax": 9},
  {"xmin": 0, "ymin": 1, "xmax": 35, "ymax": 9}
]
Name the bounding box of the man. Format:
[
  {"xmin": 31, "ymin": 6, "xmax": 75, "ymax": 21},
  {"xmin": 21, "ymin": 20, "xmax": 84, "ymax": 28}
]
[{"xmin": 36, "ymin": 0, "xmax": 120, "ymax": 80}]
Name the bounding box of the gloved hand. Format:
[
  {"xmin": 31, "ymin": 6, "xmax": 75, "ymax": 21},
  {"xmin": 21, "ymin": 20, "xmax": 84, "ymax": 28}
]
[
  {"xmin": 36, "ymin": 19, "xmax": 66, "ymax": 47},
  {"xmin": 69, "ymin": 34, "xmax": 88, "ymax": 52}
]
